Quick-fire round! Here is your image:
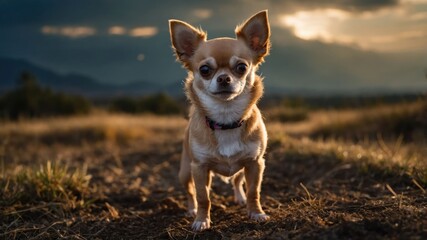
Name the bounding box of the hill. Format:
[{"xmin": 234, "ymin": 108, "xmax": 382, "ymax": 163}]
[{"xmin": 0, "ymin": 57, "xmax": 179, "ymax": 97}]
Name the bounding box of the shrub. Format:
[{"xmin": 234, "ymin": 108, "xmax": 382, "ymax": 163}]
[
  {"xmin": 109, "ymin": 93, "xmax": 182, "ymax": 115},
  {"xmin": 109, "ymin": 97, "xmax": 139, "ymax": 114},
  {"xmin": 0, "ymin": 72, "xmax": 91, "ymax": 120}
]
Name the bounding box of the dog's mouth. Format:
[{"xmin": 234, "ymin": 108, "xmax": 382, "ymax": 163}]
[
  {"xmin": 209, "ymin": 86, "xmax": 241, "ymax": 100},
  {"xmin": 212, "ymin": 90, "xmax": 236, "ymax": 95},
  {"xmin": 211, "ymin": 90, "xmax": 238, "ymax": 100}
]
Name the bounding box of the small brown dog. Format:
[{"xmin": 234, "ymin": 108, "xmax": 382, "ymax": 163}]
[{"xmin": 169, "ymin": 10, "xmax": 271, "ymax": 231}]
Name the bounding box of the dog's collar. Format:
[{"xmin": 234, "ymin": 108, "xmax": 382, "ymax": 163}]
[{"xmin": 205, "ymin": 116, "xmax": 244, "ymax": 131}]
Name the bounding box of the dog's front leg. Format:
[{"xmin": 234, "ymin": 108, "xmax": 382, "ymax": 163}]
[
  {"xmin": 244, "ymin": 158, "xmax": 270, "ymax": 221},
  {"xmin": 190, "ymin": 162, "xmax": 211, "ymax": 231}
]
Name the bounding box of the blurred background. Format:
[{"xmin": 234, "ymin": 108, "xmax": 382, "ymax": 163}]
[{"xmin": 0, "ymin": 0, "xmax": 427, "ymax": 118}]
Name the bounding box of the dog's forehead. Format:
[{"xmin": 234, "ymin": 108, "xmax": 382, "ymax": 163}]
[{"xmin": 194, "ymin": 38, "xmax": 251, "ymax": 67}]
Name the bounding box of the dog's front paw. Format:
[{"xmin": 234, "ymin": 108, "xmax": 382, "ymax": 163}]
[
  {"xmin": 186, "ymin": 208, "xmax": 197, "ymax": 217},
  {"xmin": 249, "ymin": 212, "xmax": 270, "ymax": 222},
  {"xmin": 192, "ymin": 219, "xmax": 210, "ymax": 231}
]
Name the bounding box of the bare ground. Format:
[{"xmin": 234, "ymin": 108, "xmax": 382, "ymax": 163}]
[{"xmin": 0, "ymin": 112, "xmax": 426, "ymax": 239}]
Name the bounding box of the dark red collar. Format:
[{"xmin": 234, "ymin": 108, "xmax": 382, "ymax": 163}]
[{"xmin": 205, "ymin": 116, "xmax": 244, "ymax": 131}]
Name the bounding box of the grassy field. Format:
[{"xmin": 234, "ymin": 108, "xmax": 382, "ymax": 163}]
[{"xmin": 1, "ymin": 99, "xmax": 426, "ymax": 239}]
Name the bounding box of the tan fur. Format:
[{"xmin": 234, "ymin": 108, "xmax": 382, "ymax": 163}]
[{"xmin": 170, "ymin": 10, "xmax": 271, "ymax": 231}]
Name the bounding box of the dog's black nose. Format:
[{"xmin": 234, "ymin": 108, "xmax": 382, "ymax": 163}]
[{"xmin": 217, "ymin": 74, "xmax": 231, "ymax": 86}]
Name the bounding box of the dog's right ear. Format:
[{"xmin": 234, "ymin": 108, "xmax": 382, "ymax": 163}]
[{"xmin": 169, "ymin": 20, "xmax": 206, "ymax": 69}]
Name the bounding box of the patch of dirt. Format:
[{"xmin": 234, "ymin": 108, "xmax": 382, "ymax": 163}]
[{"xmin": 1, "ymin": 121, "xmax": 426, "ymax": 239}]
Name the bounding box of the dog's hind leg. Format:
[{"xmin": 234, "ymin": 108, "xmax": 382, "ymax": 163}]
[{"xmin": 232, "ymin": 170, "xmax": 246, "ymax": 205}]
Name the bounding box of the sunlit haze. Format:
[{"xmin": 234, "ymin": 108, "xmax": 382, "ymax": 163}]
[{"xmin": 279, "ymin": 3, "xmax": 427, "ymax": 52}]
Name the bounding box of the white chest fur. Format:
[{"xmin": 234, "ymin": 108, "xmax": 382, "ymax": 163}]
[
  {"xmin": 215, "ymin": 128, "xmax": 244, "ymax": 157},
  {"xmin": 191, "ymin": 128, "xmax": 261, "ymax": 162}
]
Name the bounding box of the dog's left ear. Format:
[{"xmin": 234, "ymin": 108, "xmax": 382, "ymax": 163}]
[{"xmin": 236, "ymin": 10, "xmax": 271, "ymax": 64}]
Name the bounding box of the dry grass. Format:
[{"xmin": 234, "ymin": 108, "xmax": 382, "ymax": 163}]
[
  {"xmin": 0, "ymin": 102, "xmax": 426, "ymax": 239},
  {"xmin": 0, "ymin": 112, "xmax": 186, "ymax": 139},
  {"xmin": 1, "ymin": 161, "xmax": 92, "ymax": 208}
]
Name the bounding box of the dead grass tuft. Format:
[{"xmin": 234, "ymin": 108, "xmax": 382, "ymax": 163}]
[{"xmin": 1, "ymin": 161, "xmax": 93, "ymax": 210}]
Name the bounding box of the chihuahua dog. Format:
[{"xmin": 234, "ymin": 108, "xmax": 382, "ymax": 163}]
[{"xmin": 169, "ymin": 10, "xmax": 271, "ymax": 231}]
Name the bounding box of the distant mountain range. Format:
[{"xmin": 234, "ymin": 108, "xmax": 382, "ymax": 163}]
[
  {"xmin": 1, "ymin": 57, "xmax": 425, "ymax": 99},
  {"xmin": 0, "ymin": 57, "xmax": 183, "ymax": 97}
]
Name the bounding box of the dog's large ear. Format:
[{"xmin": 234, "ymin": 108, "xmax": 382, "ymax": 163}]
[
  {"xmin": 236, "ymin": 10, "xmax": 271, "ymax": 64},
  {"xmin": 169, "ymin": 20, "xmax": 206, "ymax": 69}
]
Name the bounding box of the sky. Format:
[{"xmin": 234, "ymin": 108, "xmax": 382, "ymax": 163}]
[{"xmin": 1, "ymin": 0, "xmax": 427, "ymax": 94}]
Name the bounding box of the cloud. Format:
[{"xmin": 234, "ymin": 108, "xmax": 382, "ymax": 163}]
[
  {"xmin": 280, "ymin": 9, "xmax": 350, "ymax": 41},
  {"xmin": 109, "ymin": 26, "xmax": 127, "ymax": 35},
  {"xmin": 401, "ymin": 0, "xmax": 427, "ymax": 3},
  {"xmin": 287, "ymin": 0, "xmax": 399, "ymax": 12},
  {"xmin": 41, "ymin": 26, "xmax": 96, "ymax": 38},
  {"xmin": 41, "ymin": 25, "xmax": 159, "ymax": 38},
  {"xmin": 110, "ymin": 26, "xmax": 159, "ymax": 38},
  {"xmin": 410, "ymin": 11, "xmax": 427, "ymax": 20},
  {"xmin": 136, "ymin": 54, "xmax": 145, "ymax": 62},
  {"xmin": 193, "ymin": 8, "xmax": 212, "ymax": 19},
  {"xmin": 129, "ymin": 27, "xmax": 158, "ymax": 38},
  {"xmin": 278, "ymin": 1, "xmax": 427, "ymax": 52}
]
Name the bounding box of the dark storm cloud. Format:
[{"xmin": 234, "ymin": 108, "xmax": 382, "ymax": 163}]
[
  {"xmin": 0, "ymin": 0, "xmax": 168, "ymax": 27},
  {"xmin": 0, "ymin": 0, "xmax": 399, "ymax": 27},
  {"xmin": 277, "ymin": 0, "xmax": 399, "ymax": 12},
  {"xmin": 0, "ymin": 0, "xmax": 401, "ymax": 42},
  {"xmin": 0, "ymin": 0, "xmax": 425, "ymax": 93},
  {"xmin": 263, "ymin": 31, "xmax": 427, "ymax": 93}
]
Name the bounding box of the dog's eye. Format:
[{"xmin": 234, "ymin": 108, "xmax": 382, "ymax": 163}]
[
  {"xmin": 199, "ymin": 65, "xmax": 211, "ymax": 78},
  {"xmin": 235, "ymin": 63, "xmax": 247, "ymax": 75}
]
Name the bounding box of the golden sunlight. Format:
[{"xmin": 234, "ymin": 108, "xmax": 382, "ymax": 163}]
[
  {"xmin": 279, "ymin": 9, "xmax": 349, "ymax": 42},
  {"xmin": 279, "ymin": 6, "xmax": 427, "ymax": 52}
]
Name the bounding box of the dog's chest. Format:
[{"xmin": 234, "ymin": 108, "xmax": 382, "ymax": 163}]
[
  {"xmin": 192, "ymin": 127, "xmax": 260, "ymax": 163},
  {"xmin": 214, "ymin": 129, "xmax": 244, "ymax": 157},
  {"xmin": 191, "ymin": 129, "xmax": 260, "ymax": 177}
]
